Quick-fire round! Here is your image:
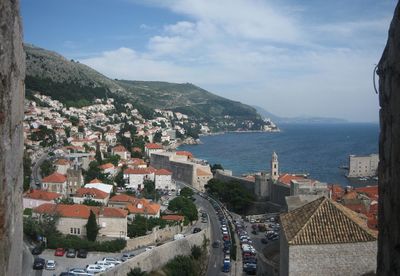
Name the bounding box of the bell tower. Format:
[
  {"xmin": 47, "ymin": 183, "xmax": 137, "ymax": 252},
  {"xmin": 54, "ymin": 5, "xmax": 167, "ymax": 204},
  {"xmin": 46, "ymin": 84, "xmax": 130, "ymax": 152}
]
[{"xmin": 271, "ymin": 151, "xmax": 279, "ymax": 182}]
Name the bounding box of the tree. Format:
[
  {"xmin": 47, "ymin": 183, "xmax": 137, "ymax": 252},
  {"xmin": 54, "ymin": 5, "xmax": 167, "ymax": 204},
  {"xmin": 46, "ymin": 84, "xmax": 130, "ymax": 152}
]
[
  {"xmin": 86, "ymin": 210, "xmax": 99, "ymax": 241},
  {"xmin": 210, "ymin": 164, "xmax": 224, "ymax": 174},
  {"xmin": 191, "ymin": 245, "xmax": 202, "ymax": 260},
  {"xmin": 168, "ymin": 196, "xmax": 198, "ymax": 223},
  {"xmin": 40, "ymin": 159, "xmax": 55, "ymax": 177},
  {"xmin": 83, "ymin": 199, "xmax": 103, "ymax": 206},
  {"xmin": 127, "ymin": 268, "xmax": 147, "ymax": 276},
  {"xmin": 153, "ymin": 131, "xmax": 162, "ymax": 143},
  {"xmin": 95, "ymin": 142, "xmax": 102, "ymax": 164},
  {"xmin": 23, "ymin": 152, "xmax": 32, "ymax": 191},
  {"xmin": 180, "ymin": 187, "xmax": 194, "ymax": 198},
  {"xmin": 103, "ymin": 154, "xmax": 120, "ymax": 166},
  {"xmin": 165, "ymin": 255, "xmax": 196, "ymax": 276},
  {"xmin": 141, "ymin": 180, "xmax": 160, "ymax": 201}
]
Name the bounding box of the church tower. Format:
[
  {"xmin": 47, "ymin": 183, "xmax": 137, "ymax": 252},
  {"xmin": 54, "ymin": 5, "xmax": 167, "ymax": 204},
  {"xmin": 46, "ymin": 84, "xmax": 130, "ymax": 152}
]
[{"xmin": 271, "ymin": 151, "xmax": 279, "ymax": 182}]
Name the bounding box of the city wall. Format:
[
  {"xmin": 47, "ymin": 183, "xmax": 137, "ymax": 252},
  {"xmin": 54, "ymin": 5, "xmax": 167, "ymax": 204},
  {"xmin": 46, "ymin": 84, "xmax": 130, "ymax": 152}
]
[
  {"xmin": 214, "ymin": 170, "xmax": 255, "ymax": 194},
  {"xmin": 125, "ymin": 225, "xmax": 184, "ymax": 251},
  {"xmin": 102, "ymin": 227, "xmax": 210, "ymax": 275}
]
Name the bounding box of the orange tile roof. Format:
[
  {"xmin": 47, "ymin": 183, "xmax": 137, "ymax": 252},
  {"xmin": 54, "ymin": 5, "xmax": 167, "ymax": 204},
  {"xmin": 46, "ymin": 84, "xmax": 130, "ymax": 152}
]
[
  {"xmin": 75, "ymin": 187, "xmax": 109, "ymax": 199},
  {"xmin": 176, "ymin": 151, "xmax": 193, "ymax": 158},
  {"xmin": 161, "ymin": 215, "xmax": 185, "ymax": 222},
  {"xmin": 124, "ymin": 167, "xmax": 156, "ymax": 175},
  {"xmin": 126, "ymin": 201, "xmax": 160, "ymax": 215},
  {"xmin": 24, "ymin": 190, "xmax": 62, "ymax": 201},
  {"xmin": 156, "ymin": 169, "xmax": 172, "ymax": 176},
  {"xmin": 99, "ymin": 163, "xmax": 114, "ymax": 170},
  {"xmin": 89, "ymin": 178, "xmax": 103, "ymax": 184},
  {"xmin": 278, "ymin": 173, "xmax": 307, "ymax": 186},
  {"xmin": 55, "ymin": 159, "xmax": 70, "ymax": 165},
  {"xmin": 113, "ymin": 145, "xmax": 127, "ymax": 152},
  {"xmin": 355, "ymin": 186, "xmax": 379, "ymax": 200},
  {"xmin": 145, "ymin": 143, "xmax": 163, "ymax": 149},
  {"xmin": 109, "ymin": 194, "xmax": 137, "ymax": 204},
  {"xmin": 42, "ymin": 172, "xmax": 67, "ymax": 183},
  {"xmin": 33, "ymin": 203, "xmax": 127, "ymax": 219}
]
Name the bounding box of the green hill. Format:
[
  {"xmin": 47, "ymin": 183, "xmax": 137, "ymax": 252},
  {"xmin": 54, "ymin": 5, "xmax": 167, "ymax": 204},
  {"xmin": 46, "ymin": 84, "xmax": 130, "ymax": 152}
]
[{"xmin": 25, "ymin": 44, "xmax": 265, "ymax": 130}]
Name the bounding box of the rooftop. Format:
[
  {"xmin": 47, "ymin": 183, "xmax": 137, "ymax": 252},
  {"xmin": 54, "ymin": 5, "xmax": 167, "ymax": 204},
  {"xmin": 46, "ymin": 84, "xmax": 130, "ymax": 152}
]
[{"xmin": 42, "ymin": 172, "xmax": 67, "ymax": 183}]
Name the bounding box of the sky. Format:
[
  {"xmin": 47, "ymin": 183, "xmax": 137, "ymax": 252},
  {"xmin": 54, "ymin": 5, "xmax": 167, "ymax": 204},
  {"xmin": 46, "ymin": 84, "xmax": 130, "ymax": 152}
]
[{"xmin": 21, "ymin": 0, "xmax": 397, "ymax": 122}]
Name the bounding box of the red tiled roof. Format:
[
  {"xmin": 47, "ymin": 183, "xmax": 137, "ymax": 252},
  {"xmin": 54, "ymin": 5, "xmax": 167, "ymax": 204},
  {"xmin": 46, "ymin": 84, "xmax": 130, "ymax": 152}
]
[
  {"xmin": 126, "ymin": 200, "xmax": 160, "ymax": 215},
  {"xmin": 124, "ymin": 167, "xmax": 156, "ymax": 175},
  {"xmin": 176, "ymin": 151, "xmax": 193, "ymax": 158},
  {"xmin": 355, "ymin": 186, "xmax": 378, "ymax": 200},
  {"xmin": 24, "ymin": 190, "xmax": 62, "ymax": 201},
  {"xmin": 99, "ymin": 163, "xmax": 114, "ymax": 170},
  {"xmin": 109, "ymin": 194, "xmax": 137, "ymax": 203},
  {"xmin": 75, "ymin": 188, "xmax": 109, "ymax": 199},
  {"xmin": 156, "ymin": 169, "xmax": 172, "ymax": 176},
  {"xmin": 145, "ymin": 143, "xmax": 163, "ymax": 149},
  {"xmin": 55, "ymin": 159, "xmax": 70, "ymax": 165},
  {"xmin": 161, "ymin": 215, "xmax": 184, "ymax": 222},
  {"xmin": 33, "ymin": 203, "xmax": 127, "ymax": 219},
  {"xmin": 42, "ymin": 172, "xmax": 67, "ymax": 183},
  {"xmin": 89, "ymin": 178, "xmax": 102, "ymax": 184},
  {"xmin": 278, "ymin": 174, "xmax": 307, "ymax": 186},
  {"xmin": 113, "ymin": 145, "xmax": 127, "ymax": 152}
]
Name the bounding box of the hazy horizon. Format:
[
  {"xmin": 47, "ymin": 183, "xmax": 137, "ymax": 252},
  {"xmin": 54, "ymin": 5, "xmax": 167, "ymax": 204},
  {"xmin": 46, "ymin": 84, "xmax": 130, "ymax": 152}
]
[{"xmin": 21, "ymin": 0, "xmax": 396, "ymax": 123}]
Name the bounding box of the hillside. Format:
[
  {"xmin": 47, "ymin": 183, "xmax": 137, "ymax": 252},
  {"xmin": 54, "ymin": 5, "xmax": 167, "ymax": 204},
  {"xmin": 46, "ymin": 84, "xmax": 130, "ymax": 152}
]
[{"xmin": 25, "ymin": 44, "xmax": 266, "ymax": 130}]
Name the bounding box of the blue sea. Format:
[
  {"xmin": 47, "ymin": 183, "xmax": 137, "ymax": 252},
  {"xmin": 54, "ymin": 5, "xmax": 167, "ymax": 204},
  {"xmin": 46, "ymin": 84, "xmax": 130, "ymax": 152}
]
[{"xmin": 178, "ymin": 123, "xmax": 379, "ymax": 187}]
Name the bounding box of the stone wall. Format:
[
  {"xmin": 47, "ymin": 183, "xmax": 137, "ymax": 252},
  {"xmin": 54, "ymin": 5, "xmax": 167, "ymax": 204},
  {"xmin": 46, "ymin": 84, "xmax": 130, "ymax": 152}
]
[
  {"xmin": 284, "ymin": 242, "xmax": 377, "ymax": 276},
  {"xmin": 0, "ymin": 0, "xmax": 25, "ymax": 275},
  {"xmin": 125, "ymin": 225, "xmax": 183, "ymax": 251},
  {"xmin": 102, "ymin": 228, "xmax": 210, "ymax": 275},
  {"xmin": 214, "ymin": 170, "xmax": 255, "ymax": 194},
  {"xmin": 377, "ymin": 2, "xmax": 400, "ymax": 274},
  {"xmin": 270, "ymin": 182, "xmax": 290, "ymax": 207}
]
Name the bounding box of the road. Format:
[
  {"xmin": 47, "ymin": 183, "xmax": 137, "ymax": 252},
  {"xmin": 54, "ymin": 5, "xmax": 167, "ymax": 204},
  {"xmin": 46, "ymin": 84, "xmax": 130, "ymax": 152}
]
[
  {"xmin": 31, "ymin": 150, "xmax": 49, "ymax": 189},
  {"xmin": 176, "ymin": 181, "xmax": 227, "ymax": 276}
]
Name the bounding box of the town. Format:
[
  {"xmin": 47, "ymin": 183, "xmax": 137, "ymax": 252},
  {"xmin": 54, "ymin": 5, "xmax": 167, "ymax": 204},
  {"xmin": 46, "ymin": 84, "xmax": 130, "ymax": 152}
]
[{"xmin": 22, "ymin": 92, "xmax": 379, "ymax": 276}]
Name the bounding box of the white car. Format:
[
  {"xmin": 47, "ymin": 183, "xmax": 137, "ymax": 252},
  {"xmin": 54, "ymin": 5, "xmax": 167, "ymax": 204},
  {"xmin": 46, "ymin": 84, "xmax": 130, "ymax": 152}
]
[
  {"xmin": 102, "ymin": 257, "xmax": 122, "ymax": 265},
  {"xmin": 95, "ymin": 260, "xmax": 115, "ymax": 270},
  {"xmin": 86, "ymin": 264, "xmax": 106, "ymax": 274},
  {"xmin": 145, "ymin": 246, "xmax": 156, "ymax": 251},
  {"xmin": 45, "ymin": 259, "xmax": 56, "ymax": 270}
]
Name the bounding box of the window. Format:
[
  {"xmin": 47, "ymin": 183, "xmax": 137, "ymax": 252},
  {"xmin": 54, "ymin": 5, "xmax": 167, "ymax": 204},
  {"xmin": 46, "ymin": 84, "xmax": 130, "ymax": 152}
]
[
  {"xmin": 77, "ymin": 228, "xmax": 80, "ymax": 235},
  {"xmin": 70, "ymin": 228, "xmax": 73, "ymax": 234},
  {"xmin": 274, "ymin": 164, "xmax": 277, "ymax": 169}
]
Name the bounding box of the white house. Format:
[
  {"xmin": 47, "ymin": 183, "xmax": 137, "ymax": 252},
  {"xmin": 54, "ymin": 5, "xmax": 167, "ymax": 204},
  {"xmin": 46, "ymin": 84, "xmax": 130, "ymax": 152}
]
[
  {"xmin": 84, "ymin": 180, "xmax": 114, "ymax": 194},
  {"xmin": 155, "ymin": 169, "xmax": 174, "ymax": 190},
  {"xmin": 72, "ymin": 187, "xmax": 110, "ymax": 205},
  {"xmin": 112, "ymin": 145, "xmax": 131, "ymax": 160},
  {"xmin": 54, "ymin": 158, "xmax": 70, "ymax": 174},
  {"xmin": 123, "ymin": 167, "xmax": 156, "ymax": 190},
  {"xmin": 41, "ymin": 172, "xmax": 67, "ymax": 195},
  {"xmin": 99, "ymin": 162, "xmax": 117, "ymax": 176},
  {"xmin": 23, "ymin": 190, "xmax": 63, "ymax": 209},
  {"xmin": 144, "ymin": 143, "xmax": 164, "ymax": 157}
]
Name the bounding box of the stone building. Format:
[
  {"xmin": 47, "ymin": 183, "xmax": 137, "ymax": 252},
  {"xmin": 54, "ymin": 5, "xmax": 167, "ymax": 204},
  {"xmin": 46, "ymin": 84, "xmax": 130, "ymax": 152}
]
[
  {"xmin": 280, "ymin": 197, "xmax": 377, "ymax": 276},
  {"xmin": 66, "ymin": 167, "xmax": 84, "ymax": 196},
  {"xmin": 347, "ymin": 154, "xmax": 379, "ymax": 178}
]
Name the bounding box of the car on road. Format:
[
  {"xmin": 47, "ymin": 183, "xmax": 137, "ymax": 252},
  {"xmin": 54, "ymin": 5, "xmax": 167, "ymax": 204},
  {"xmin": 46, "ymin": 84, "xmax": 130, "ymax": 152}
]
[
  {"xmin": 103, "ymin": 257, "xmax": 122, "ymax": 265},
  {"xmin": 222, "ymin": 259, "xmax": 231, "ymax": 272},
  {"xmin": 54, "ymin": 247, "xmax": 65, "ymax": 256},
  {"xmin": 31, "ymin": 245, "xmax": 44, "ymax": 255},
  {"xmin": 192, "ymin": 227, "xmax": 201, "ymax": 233},
  {"xmin": 45, "ymin": 259, "xmax": 56, "ymax": 270},
  {"xmin": 69, "ymin": 268, "xmax": 92, "ymax": 275},
  {"xmin": 95, "ymin": 260, "xmax": 115, "ymax": 270},
  {"xmin": 121, "ymin": 252, "xmax": 135, "ymax": 261},
  {"xmin": 59, "ymin": 273, "xmax": 75, "ymax": 276},
  {"xmin": 66, "ymin": 248, "xmax": 76, "ymax": 258},
  {"xmin": 33, "ymin": 257, "xmax": 45, "ymax": 270},
  {"xmin": 77, "ymin": 248, "xmax": 88, "ymax": 258},
  {"xmin": 86, "ymin": 264, "xmax": 106, "ymax": 273},
  {"xmin": 212, "ymin": 241, "xmax": 220, "ymax": 248},
  {"xmin": 145, "ymin": 246, "xmax": 156, "ymax": 251}
]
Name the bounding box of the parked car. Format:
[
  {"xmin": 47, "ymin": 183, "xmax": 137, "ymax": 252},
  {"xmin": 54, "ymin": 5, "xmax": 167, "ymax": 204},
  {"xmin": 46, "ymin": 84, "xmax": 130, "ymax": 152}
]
[
  {"xmin": 121, "ymin": 252, "xmax": 135, "ymax": 262},
  {"xmin": 45, "ymin": 259, "xmax": 56, "ymax": 270},
  {"xmin": 33, "ymin": 257, "xmax": 45, "ymax": 270},
  {"xmin": 59, "ymin": 273, "xmax": 75, "ymax": 276},
  {"xmin": 95, "ymin": 260, "xmax": 115, "ymax": 270},
  {"xmin": 86, "ymin": 264, "xmax": 106, "ymax": 273},
  {"xmin": 212, "ymin": 241, "xmax": 220, "ymax": 248},
  {"xmin": 193, "ymin": 227, "xmax": 201, "ymax": 233},
  {"xmin": 66, "ymin": 248, "xmax": 76, "ymax": 258},
  {"xmin": 54, "ymin": 247, "xmax": 65, "ymax": 256},
  {"xmin": 69, "ymin": 268, "xmax": 91, "ymax": 275},
  {"xmin": 31, "ymin": 245, "xmax": 43, "ymax": 255},
  {"xmin": 102, "ymin": 257, "xmax": 122, "ymax": 265},
  {"xmin": 77, "ymin": 249, "xmax": 88, "ymax": 258}
]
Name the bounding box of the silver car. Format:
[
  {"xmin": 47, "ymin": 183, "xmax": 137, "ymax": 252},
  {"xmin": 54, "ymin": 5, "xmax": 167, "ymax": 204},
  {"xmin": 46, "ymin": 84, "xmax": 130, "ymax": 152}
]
[{"xmin": 45, "ymin": 259, "xmax": 56, "ymax": 270}]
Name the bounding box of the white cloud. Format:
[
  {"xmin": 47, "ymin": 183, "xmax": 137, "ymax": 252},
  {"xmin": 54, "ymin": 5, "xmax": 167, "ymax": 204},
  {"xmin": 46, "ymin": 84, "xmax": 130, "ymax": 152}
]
[{"xmin": 80, "ymin": 0, "xmax": 391, "ymax": 122}]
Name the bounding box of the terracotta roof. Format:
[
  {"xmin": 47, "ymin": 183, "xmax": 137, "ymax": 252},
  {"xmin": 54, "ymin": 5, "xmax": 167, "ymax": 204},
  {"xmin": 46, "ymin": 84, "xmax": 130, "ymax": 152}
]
[
  {"xmin": 126, "ymin": 200, "xmax": 160, "ymax": 215},
  {"xmin": 75, "ymin": 187, "xmax": 109, "ymax": 199},
  {"xmin": 280, "ymin": 197, "xmax": 377, "ymax": 245},
  {"xmin": 145, "ymin": 143, "xmax": 163, "ymax": 149},
  {"xmin": 24, "ymin": 190, "xmax": 62, "ymax": 201},
  {"xmin": 156, "ymin": 169, "xmax": 172, "ymax": 176},
  {"xmin": 278, "ymin": 173, "xmax": 307, "ymax": 186},
  {"xmin": 355, "ymin": 186, "xmax": 378, "ymax": 200},
  {"xmin": 55, "ymin": 159, "xmax": 70, "ymax": 166},
  {"xmin": 132, "ymin": 147, "xmax": 142, "ymax": 152},
  {"xmin": 99, "ymin": 163, "xmax": 114, "ymax": 170},
  {"xmin": 42, "ymin": 172, "xmax": 67, "ymax": 183},
  {"xmin": 176, "ymin": 151, "xmax": 193, "ymax": 158},
  {"xmin": 109, "ymin": 194, "xmax": 136, "ymax": 203},
  {"xmin": 196, "ymin": 168, "xmax": 212, "ymax": 176},
  {"xmin": 124, "ymin": 167, "xmax": 156, "ymax": 175},
  {"xmin": 161, "ymin": 215, "xmax": 184, "ymax": 221},
  {"xmin": 33, "ymin": 203, "xmax": 127, "ymax": 219},
  {"xmin": 113, "ymin": 145, "xmax": 127, "ymax": 152}
]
